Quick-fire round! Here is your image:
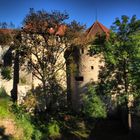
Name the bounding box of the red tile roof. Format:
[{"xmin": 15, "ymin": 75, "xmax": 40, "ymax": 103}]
[
  {"xmin": 86, "ymin": 21, "xmax": 110, "ymax": 39},
  {"xmin": 23, "ymin": 22, "xmax": 67, "ymax": 36},
  {"xmin": 56, "ymin": 24, "xmax": 67, "ymax": 36},
  {"xmin": 0, "ymin": 29, "xmax": 14, "ymax": 34}
]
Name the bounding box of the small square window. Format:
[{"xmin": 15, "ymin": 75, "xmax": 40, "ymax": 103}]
[
  {"xmin": 91, "ymin": 66, "xmax": 94, "ymax": 70},
  {"xmin": 75, "ymin": 76, "xmax": 84, "ymax": 81}
]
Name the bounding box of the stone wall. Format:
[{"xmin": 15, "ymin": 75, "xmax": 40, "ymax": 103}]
[{"xmin": 66, "ymin": 45, "xmax": 105, "ymax": 110}]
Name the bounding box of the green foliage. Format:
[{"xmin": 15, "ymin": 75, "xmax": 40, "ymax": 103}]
[
  {"xmin": 0, "ymin": 88, "xmax": 41, "ymax": 140},
  {"xmin": 0, "ymin": 87, "xmax": 11, "ymax": 118},
  {"xmin": 10, "ymin": 103, "xmax": 27, "ymax": 119},
  {"xmin": 16, "ymin": 117, "xmax": 34, "ymax": 140},
  {"xmin": 32, "ymin": 129, "xmax": 42, "ymax": 140},
  {"xmin": 0, "ymin": 98, "xmax": 11, "ymax": 118},
  {"xmin": 83, "ymin": 85, "xmax": 107, "ymax": 119},
  {"xmin": 90, "ymin": 15, "xmax": 140, "ymax": 108},
  {"xmin": 1, "ymin": 66, "xmax": 12, "ymax": 80},
  {"xmin": 107, "ymin": 16, "xmax": 140, "ymax": 102},
  {"xmin": 47, "ymin": 119, "xmax": 61, "ymax": 138},
  {"xmin": 10, "ymin": 103, "xmax": 42, "ymax": 140}
]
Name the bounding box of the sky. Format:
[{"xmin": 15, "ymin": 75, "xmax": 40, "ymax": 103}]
[{"xmin": 0, "ymin": 0, "xmax": 140, "ymax": 29}]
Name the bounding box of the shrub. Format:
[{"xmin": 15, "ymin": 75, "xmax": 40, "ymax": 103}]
[
  {"xmin": 0, "ymin": 89, "xmax": 41, "ymax": 140},
  {"xmin": 1, "ymin": 66, "xmax": 12, "ymax": 80},
  {"xmin": 32, "ymin": 129, "xmax": 42, "ymax": 140},
  {"xmin": 82, "ymin": 85, "xmax": 107, "ymax": 119},
  {"xmin": 0, "ymin": 87, "xmax": 11, "ymax": 118},
  {"xmin": 0, "ymin": 98, "xmax": 11, "ymax": 118},
  {"xmin": 10, "ymin": 103, "xmax": 27, "ymax": 119},
  {"xmin": 11, "ymin": 103, "xmax": 35, "ymax": 140},
  {"xmin": 47, "ymin": 119, "xmax": 61, "ymax": 139}
]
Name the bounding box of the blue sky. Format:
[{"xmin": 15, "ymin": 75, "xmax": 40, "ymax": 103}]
[{"xmin": 0, "ymin": 0, "xmax": 140, "ymax": 29}]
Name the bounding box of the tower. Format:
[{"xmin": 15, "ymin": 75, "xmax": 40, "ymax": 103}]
[{"xmin": 65, "ymin": 21, "xmax": 110, "ymax": 111}]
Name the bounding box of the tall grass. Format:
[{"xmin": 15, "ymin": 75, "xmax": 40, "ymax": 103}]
[{"xmin": 0, "ymin": 87, "xmax": 12, "ymax": 118}]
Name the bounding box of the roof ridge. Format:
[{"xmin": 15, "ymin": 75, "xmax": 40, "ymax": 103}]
[
  {"xmin": 86, "ymin": 20, "xmax": 109, "ymax": 38},
  {"xmin": 96, "ymin": 21, "xmax": 109, "ymax": 33},
  {"xmin": 85, "ymin": 22, "xmax": 96, "ymax": 36}
]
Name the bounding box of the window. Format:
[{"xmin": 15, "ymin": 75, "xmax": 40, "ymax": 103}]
[
  {"xmin": 91, "ymin": 66, "xmax": 94, "ymax": 70},
  {"xmin": 75, "ymin": 76, "xmax": 84, "ymax": 81},
  {"xmin": 81, "ymin": 48, "xmax": 84, "ymax": 54}
]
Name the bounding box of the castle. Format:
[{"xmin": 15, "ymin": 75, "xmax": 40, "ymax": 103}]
[{"xmin": 0, "ymin": 20, "xmax": 110, "ymax": 110}]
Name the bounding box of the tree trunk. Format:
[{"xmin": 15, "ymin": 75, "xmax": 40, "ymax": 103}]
[
  {"xmin": 123, "ymin": 59, "xmax": 132, "ymax": 131},
  {"xmin": 11, "ymin": 50, "xmax": 19, "ymax": 102}
]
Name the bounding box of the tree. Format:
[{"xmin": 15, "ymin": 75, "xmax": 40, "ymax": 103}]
[
  {"xmin": 90, "ymin": 15, "xmax": 140, "ymax": 130},
  {"xmin": 20, "ymin": 9, "xmax": 68, "ymax": 110},
  {"xmin": 82, "ymin": 85, "xmax": 107, "ymax": 119},
  {"xmin": 65, "ymin": 20, "xmax": 86, "ymax": 45},
  {"xmin": 20, "ymin": 9, "xmax": 85, "ymax": 111}
]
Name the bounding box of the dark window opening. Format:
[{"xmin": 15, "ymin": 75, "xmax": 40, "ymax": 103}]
[
  {"xmin": 91, "ymin": 66, "xmax": 94, "ymax": 70},
  {"xmin": 75, "ymin": 76, "xmax": 84, "ymax": 81},
  {"xmin": 81, "ymin": 48, "xmax": 84, "ymax": 54}
]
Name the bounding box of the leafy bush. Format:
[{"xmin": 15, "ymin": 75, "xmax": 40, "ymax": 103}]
[
  {"xmin": 47, "ymin": 119, "xmax": 61, "ymax": 139},
  {"xmin": 10, "ymin": 103, "xmax": 27, "ymax": 119},
  {"xmin": 82, "ymin": 85, "xmax": 107, "ymax": 119},
  {"xmin": 32, "ymin": 129, "xmax": 42, "ymax": 140},
  {"xmin": 1, "ymin": 66, "xmax": 12, "ymax": 80},
  {"xmin": 0, "ymin": 87, "xmax": 11, "ymax": 118},
  {"xmin": 0, "ymin": 98, "xmax": 11, "ymax": 118},
  {"xmin": 0, "ymin": 88, "xmax": 42, "ymax": 140},
  {"xmin": 11, "ymin": 103, "xmax": 35, "ymax": 140}
]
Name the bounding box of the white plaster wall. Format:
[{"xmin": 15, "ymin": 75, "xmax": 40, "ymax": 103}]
[{"xmin": 79, "ymin": 46, "xmax": 104, "ymax": 90}]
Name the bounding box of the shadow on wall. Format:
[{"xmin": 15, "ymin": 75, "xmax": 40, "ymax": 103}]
[
  {"xmin": 0, "ymin": 126, "xmax": 12, "ymax": 140},
  {"xmin": 22, "ymin": 77, "xmax": 67, "ymax": 116},
  {"xmin": 3, "ymin": 47, "xmax": 13, "ymax": 67},
  {"xmin": 35, "ymin": 81, "xmax": 66, "ymax": 111}
]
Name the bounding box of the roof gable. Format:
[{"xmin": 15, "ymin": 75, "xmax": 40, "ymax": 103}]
[{"xmin": 86, "ymin": 21, "xmax": 109, "ymax": 39}]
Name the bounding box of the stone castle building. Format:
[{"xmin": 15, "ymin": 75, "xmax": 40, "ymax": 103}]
[{"xmin": 0, "ymin": 21, "xmax": 109, "ymax": 110}]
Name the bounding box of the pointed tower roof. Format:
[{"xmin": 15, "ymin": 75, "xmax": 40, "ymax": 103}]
[{"xmin": 86, "ymin": 21, "xmax": 110, "ymax": 39}]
